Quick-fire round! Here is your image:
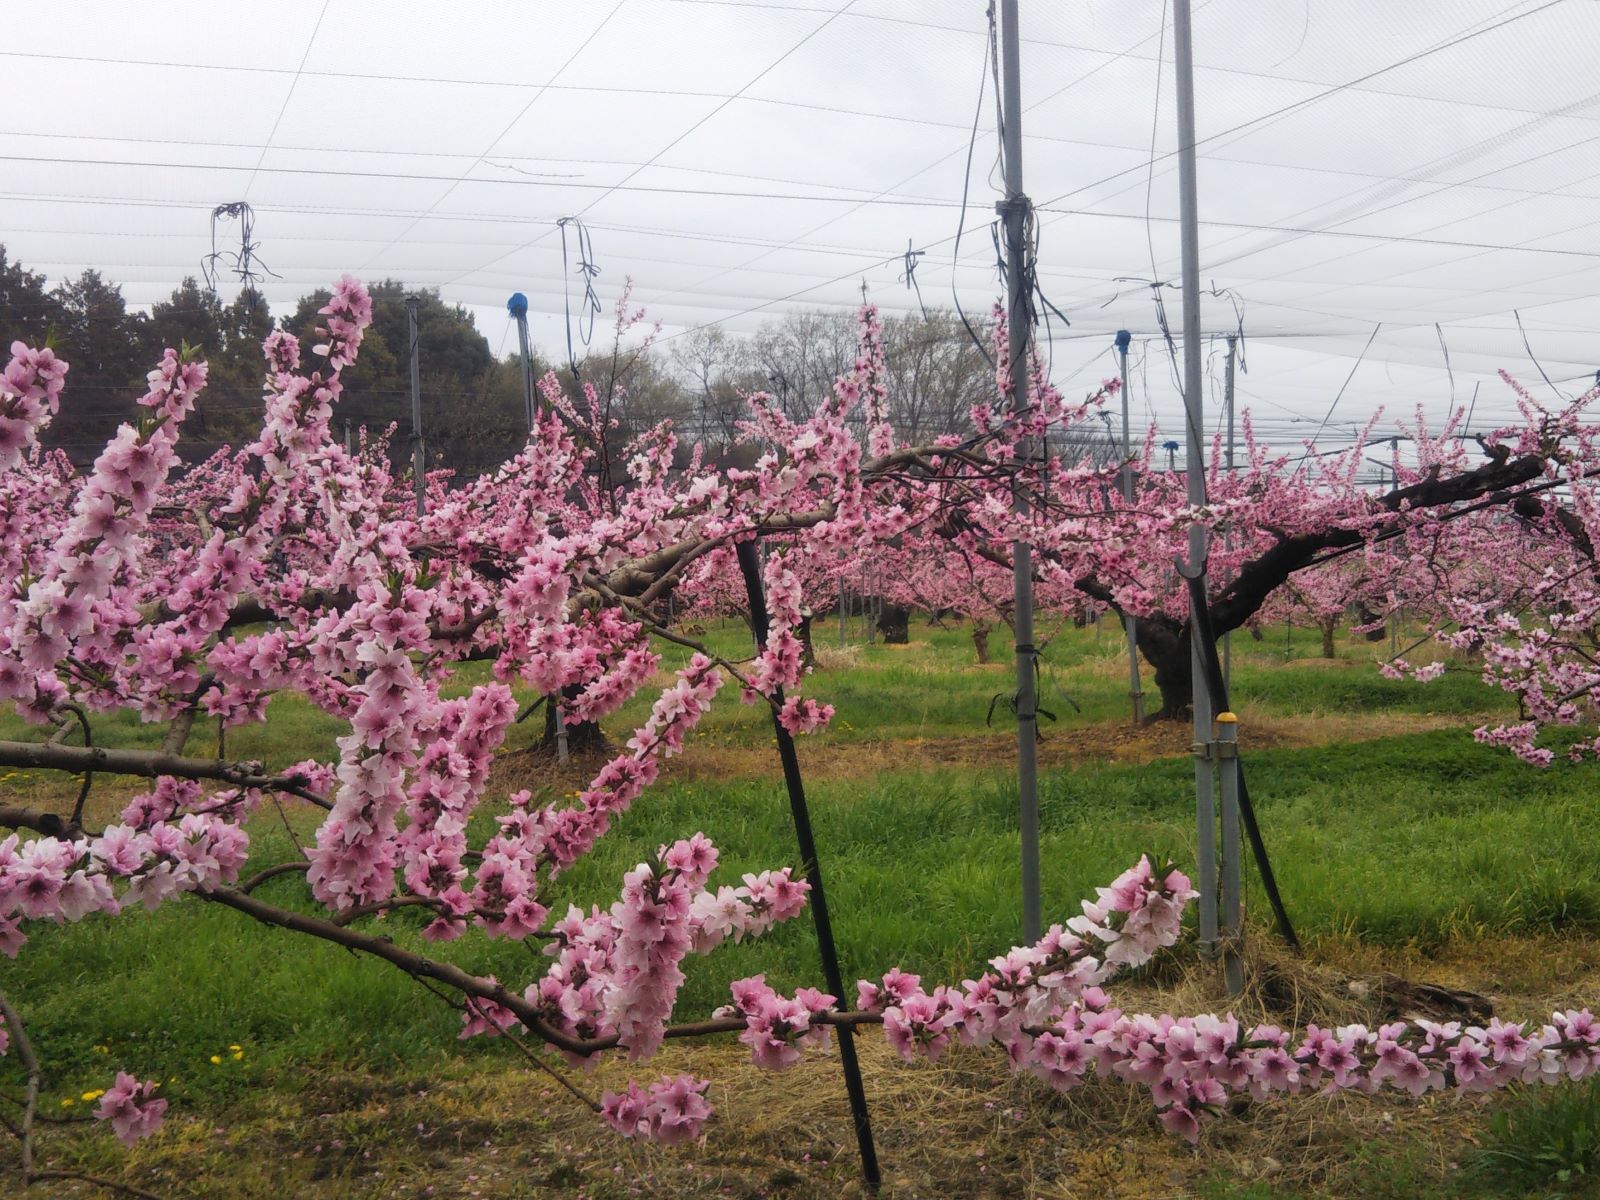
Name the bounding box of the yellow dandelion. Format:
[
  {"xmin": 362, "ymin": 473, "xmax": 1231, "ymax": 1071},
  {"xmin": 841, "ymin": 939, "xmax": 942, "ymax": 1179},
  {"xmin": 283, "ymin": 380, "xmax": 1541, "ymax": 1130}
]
[
  {"xmin": 81, "ymin": 1089, "xmax": 105, "ymax": 1102},
  {"xmin": 227, "ymin": 1044, "xmax": 242, "ymax": 1052},
  {"xmin": 92, "ymin": 1044, "xmax": 109, "ymax": 1054},
  {"xmin": 60, "ymin": 1098, "xmax": 75, "ymax": 1108},
  {"xmin": 209, "ymin": 1054, "xmax": 222, "ymax": 1065},
  {"xmin": 231, "ymin": 1051, "xmax": 244, "ymax": 1061}
]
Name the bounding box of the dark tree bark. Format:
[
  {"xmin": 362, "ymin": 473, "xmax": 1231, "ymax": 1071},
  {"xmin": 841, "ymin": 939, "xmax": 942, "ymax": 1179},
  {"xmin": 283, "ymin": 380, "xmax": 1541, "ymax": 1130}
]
[
  {"xmin": 797, "ymin": 608, "xmax": 817, "ymax": 670},
  {"xmin": 1320, "ymin": 619, "xmax": 1338, "ymax": 659},
  {"xmin": 972, "ymin": 625, "xmax": 990, "ymax": 664},
  {"xmin": 542, "ymin": 686, "xmax": 608, "ymax": 756},
  {"xmin": 1134, "ymin": 617, "xmax": 1193, "ymax": 720},
  {"xmin": 1356, "ymin": 603, "xmax": 1387, "ymax": 642},
  {"xmin": 876, "ymin": 603, "xmax": 910, "ymax": 645}
]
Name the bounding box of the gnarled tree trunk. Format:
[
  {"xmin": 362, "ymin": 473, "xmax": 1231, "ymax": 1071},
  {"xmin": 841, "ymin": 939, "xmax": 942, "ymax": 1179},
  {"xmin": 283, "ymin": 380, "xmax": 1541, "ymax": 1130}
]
[
  {"xmin": 877, "ymin": 603, "xmax": 910, "ymax": 645},
  {"xmin": 1134, "ymin": 617, "xmax": 1193, "ymax": 720},
  {"xmin": 542, "ymin": 686, "xmax": 609, "ymax": 756},
  {"xmin": 797, "ymin": 608, "xmax": 816, "ymax": 670},
  {"xmin": 972, "ymin": 624, "xmax": 990, "ymax": 664}
]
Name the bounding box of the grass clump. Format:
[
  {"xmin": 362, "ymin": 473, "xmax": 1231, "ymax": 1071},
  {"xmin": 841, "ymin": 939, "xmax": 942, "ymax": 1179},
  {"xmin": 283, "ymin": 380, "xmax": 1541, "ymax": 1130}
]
[{"xmin": 1472, "ymin": 1077, "xmax": 1600, "ymax": 1195}]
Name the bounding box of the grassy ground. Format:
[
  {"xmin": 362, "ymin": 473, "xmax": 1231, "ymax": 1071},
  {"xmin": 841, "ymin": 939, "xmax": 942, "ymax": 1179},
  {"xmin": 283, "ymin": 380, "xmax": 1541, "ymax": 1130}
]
[{"xmin": 5, "ymin": 620, "xmax": 1599, "ymax": 1198}]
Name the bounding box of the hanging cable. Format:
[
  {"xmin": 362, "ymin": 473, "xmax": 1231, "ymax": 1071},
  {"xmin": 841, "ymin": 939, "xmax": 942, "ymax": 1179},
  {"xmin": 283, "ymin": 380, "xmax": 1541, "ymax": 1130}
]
[
  {"xmin": 951, "ymin": 2, "xmax": 998, "ymax": 370},
  {"xmin": 898, "ymin": 238, "xmax": 929, "ymax": 321},
  {"xmin": 200, "ymin": 201, "xmax": 278, "ymax": 304},
  {"xmin": 1435, "ymin": 322, "xmax": 1456, "ymax": 407},
  {"xmin": 1514, "ymin": 308, "xmax": 1570, "ymax": 401},
  {"xmin": 556, "ymin": 216, "xmax": 602, "ymax": 375},
  {"xmin": 1143, "ymin": 0, "xmax": 1170, "ymax": 287},
  {"xmin": 1309, "ymin": 323, "xmax": 1380, "ymax": 446}
]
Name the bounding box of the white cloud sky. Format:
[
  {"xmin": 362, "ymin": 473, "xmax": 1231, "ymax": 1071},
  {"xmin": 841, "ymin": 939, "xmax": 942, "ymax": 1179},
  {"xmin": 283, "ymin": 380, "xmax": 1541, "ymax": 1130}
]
[{"xmin": 4, "ymin": 0, "xmax": 1598, "ymax": 474}]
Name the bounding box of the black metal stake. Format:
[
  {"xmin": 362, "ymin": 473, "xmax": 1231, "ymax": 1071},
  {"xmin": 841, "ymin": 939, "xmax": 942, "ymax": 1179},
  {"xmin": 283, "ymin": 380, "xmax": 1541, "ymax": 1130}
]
[{"xmin": 735, "ymin": 539, "xmax": 881, "ymax": 1191}]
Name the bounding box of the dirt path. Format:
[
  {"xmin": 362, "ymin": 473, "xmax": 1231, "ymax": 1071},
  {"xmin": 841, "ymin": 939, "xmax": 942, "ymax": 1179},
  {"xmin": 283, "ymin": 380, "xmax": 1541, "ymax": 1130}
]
[{"xmin": 494, "ymin": 710, "xmax": 1486, "ymax": 792}]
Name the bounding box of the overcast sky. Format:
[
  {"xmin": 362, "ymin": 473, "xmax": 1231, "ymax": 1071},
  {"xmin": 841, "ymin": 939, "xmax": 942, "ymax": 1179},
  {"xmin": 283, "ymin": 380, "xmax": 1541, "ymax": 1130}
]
[{"xmin": 5, "ymin": 0, "xmax": 1599, "ymax": 474}]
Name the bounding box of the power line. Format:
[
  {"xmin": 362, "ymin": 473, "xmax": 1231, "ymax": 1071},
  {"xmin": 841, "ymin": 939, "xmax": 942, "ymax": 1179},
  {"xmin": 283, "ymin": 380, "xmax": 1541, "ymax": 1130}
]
[
  {"xmin": 244, "ymin": 0, "xmax": 329, "ymax": 200},
  {"xmin": 357, "ymin": 1, "xmax": 628, "ymax": 273},
  {"xmin": 448, "ymin": 0, "xmax": 865, "ymax": 286},
  {"xmin": 5, "ymin": 22, "xmax": 1591, "ymax": 130},
  {"xmin": 1034, "ymin": 1, "xmax": 1569, "ymax": 211},
  {"xmin": 0, "ymin": 152, "xmax": 974, "ymax": 208}
]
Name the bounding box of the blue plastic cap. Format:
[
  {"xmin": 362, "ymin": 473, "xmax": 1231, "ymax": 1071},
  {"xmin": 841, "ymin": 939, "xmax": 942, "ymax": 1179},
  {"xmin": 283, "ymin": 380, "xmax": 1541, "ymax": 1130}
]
[
  {"xmin": 1162, "ymin": 439, "xmax": 1180, "ymax": 451},
  {"xmin": 506, "ymin": 292, "xmax": 529, "ymax": 317},
  {"xmin": 1114, "ymin": 329, "xmax": 1131, "ymax": 352}
]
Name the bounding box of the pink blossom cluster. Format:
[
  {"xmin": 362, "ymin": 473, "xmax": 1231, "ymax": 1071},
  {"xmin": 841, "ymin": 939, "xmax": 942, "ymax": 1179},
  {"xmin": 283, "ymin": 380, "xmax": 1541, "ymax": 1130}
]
[
  {"xmin": 93, "ymin": 1071, "xmax": 169, "ymax": 1147},
  {"xmin": 599, "ymin": 1073, "xmax": 712, "ymax": 1144},
  {"xmin": 0, "ymin": 812, "xmax": 249, "ymax": 957},
  {"xmin": 0, "ymin": 346, "xmax": 207, "ymax": 721},
  {"xmin": 1018, "ymin": 1001, "xmax": 1600, "ymax": 1143},
  {"xmin": 741, "ymin": 553, "xmax": 835, "ymax": 735},
  {"xmin": 0, "ymin": 341, "xmax": 67, "ymax": 469},
  {"xmin": 721, "ymin": 976, "xmax": 836, "ymax": 1069},
  {"xmin": 854, "ymin": 858, "xmax": 1194, "ymax": 1061},
  {"xmin": 460, "ymin": 835, "xmax": 809, "ymax": 1066},
  {"xmin": 0, "ymin": 1039, "xmax": 166, "ymax": 1149}
]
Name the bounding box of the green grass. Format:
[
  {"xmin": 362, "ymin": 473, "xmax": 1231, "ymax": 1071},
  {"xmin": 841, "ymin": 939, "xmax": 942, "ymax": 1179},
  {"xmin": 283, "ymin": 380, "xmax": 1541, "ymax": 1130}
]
[
  {"xmin": 1199, "ymin": 1079, "xmax": 1600, "ymax": 1199},
  {"xmin": 1471, "ymin": 1077, "xmax": 1600, "ymax": 1195}
]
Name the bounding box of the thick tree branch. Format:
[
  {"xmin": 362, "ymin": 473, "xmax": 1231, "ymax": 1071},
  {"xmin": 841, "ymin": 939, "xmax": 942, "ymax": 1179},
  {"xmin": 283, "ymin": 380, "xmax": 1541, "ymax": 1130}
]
[
  {"xmin": 0, "ymin": 742, "xmax": 329, "ymax": 809},
  {"xmin": 195, "ymin": 884, "xmax": 886, "ymax": 1059},
  {"xmin": 0, "ymin": 807, "xmax": 83, "ymax": 839}
]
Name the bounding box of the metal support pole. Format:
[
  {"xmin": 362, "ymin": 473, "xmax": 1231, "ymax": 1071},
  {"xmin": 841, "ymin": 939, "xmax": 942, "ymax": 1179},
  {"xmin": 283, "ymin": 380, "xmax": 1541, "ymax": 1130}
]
[
  {"xmin": 507, "ymin": 292, "xmax": 536, "ymax": 431},
  {"xmin": 1173, "ymin": 0, "xmax": 1217, "ymax": 961},
  {"xmin": 1115, "ymin": 330, "xmax": 1145, "ymax": 725},
  {"xmin": 838, "ymin": 572, "xmax": 847, "ymax": 649},
  {"xmin": 863, "ymin": 566, "xmax": 874, "ymax": 644},
  {"xmin": 506, "ymin": 291, "xmax": 565, "ymax": 762},
  {"xmin": 1222, "ymin": 333, "xmax": 1237, "ymax": 692},
  {"xmin": 1388, "ymin": 435, "xmax": 1400, "ymax": 660},
  {"xmin": 998, "ymin": 0, "xmax": 1041, "ymax": 944},
  {"xmin": 1215, "ymin": 711, "xmax": 1245, "ymax": 995},
  {"xmin": 1224, "ymin": 335, "xmax": 1237, "ymax": 472},
  {"xmin": 405, "ymin": 296, "xmax": 425, "ymax": 519}
]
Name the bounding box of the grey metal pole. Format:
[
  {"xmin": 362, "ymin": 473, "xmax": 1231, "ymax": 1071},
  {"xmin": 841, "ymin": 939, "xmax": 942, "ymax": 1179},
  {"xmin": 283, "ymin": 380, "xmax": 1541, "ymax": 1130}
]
[
  {"xmin": 1222, "ymin": 334, "xmax": 1237, "ymax": 691},
  {"xmin": 865, "ymin": 576, "xmax": 872, "ymax": 642},
  {"xmin": 1172, "ymin": 0, "xmax": 1218, "ymax": 962},
  {"xmin": 1115, "ymin": 330, "xmax": 1144, "ymax": 724},
  {"xmin": 1224, "ymin": 335, "xmax": 1237, "ymax": 472},
  {"xmin": 1216, "ymin": 710, "xmax": 1245, "ymax": 995},
  {"xmin": 1389, "ymin": 436, "xmax": 1400, "ymax": 657},
  {"xmin": 406, "ymin": 296, "xmax": 425, "ymax": 519},
  {"xmin": 505, "ymin": 292, "xmax": 566, "ymax": 763},
  {"xmin": 507, "ymin": 291, "xmax": 536, "ymax": 430},
  {"xmin": 998, "ymin": 0, "xmax": 1041, "ymax": 944},
  {"xmin": 838, "ymin": 572, "xmax": 847, "ymax": 649}
]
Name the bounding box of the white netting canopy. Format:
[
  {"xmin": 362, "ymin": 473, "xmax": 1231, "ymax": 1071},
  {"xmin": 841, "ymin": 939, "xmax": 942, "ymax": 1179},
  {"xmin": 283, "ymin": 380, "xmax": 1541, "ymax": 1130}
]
[{"xmin": 5, "ymin": 0, "xmax": 1598, "ymax": 470}]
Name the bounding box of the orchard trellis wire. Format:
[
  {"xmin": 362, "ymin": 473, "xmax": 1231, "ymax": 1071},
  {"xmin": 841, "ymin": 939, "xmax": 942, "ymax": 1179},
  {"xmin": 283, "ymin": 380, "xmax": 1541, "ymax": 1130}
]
[{"xmin": 0, "ymin": 2, "xmax": 1596, "ymax": 449}]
